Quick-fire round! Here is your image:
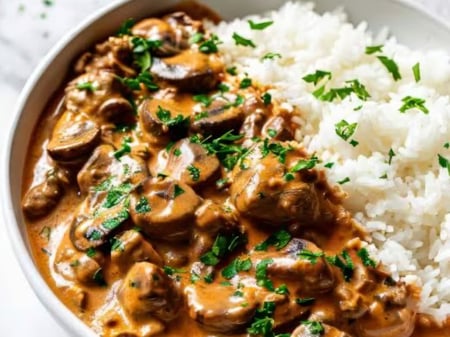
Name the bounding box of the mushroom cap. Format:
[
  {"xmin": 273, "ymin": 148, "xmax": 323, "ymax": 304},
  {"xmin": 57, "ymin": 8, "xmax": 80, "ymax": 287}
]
[
  {"xmin": 47, "ymin": 112, "xmax": 100, "ymax": 162},
  {"xmin": 130, "ymin": 178, "xmax": 201, "ymax": 241}
]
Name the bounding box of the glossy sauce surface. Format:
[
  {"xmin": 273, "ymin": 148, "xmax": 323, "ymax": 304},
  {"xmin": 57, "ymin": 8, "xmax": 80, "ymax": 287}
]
[{"xmin": 22, "ymin": 7, "xmax": 449, "ymax": 337}]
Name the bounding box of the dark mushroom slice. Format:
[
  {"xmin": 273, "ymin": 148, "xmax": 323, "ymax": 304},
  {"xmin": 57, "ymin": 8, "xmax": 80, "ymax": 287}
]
[
  {"xmin": 22, "ymin": 167, "xmax": 70, "ymax": 218},
  {"xmin": 163, "ymin": 11, "xmax": 204, "ymax": 43},
  {"xmin": 129, "ymin": 178, "xmax": 201, "ymax": 242},
  {"xmin": 118, "ymin": 262, "xmax": 182, "ymax": 322},
  {"xmin": 292, "ymin": 322, "xmax": 354, "ymax": 337},
  {"xmin": 138, "ymin": 93, "xmax": 193, "ymax": 142},
  {"xmin": 77, "ymin": 144, "xmax": 148, "ymax": 194},
  {"xmin": 184, "ymin": 282, "xmax": 259, "ymax": 333},
  {"xmin": 70, "ymin": 199, "xmax": 131, "ymax": 251},
  {"xmin": 47, "ymin": 111, "xmax": 101, "ymax": 163},
  {"xmin": 262, "ymin": 115, "xmax": 295, "ymax": 141},
  {"xmin": 111, "ymin": 230, "xmax": 163, "ymax": 273},
  {"xmin": 163, "ymin": 138, "xmax": 220, "ymax": 187},
  {"xmin": 151, "ymin": 49, "xmax": 223, "ymax": 92},
  {"xmin": 240, "ymin": 95, "xmax": 270, "ymax": 138},
  {"xmin": 231, "ymin": 151, "xmax": 321, "ymax": 225},
  {"xmin": 190, "ymin": 94, "xmax": 246, "ymax": 137},
  {"xmin": 252, "ymin": 238, "xmax": 335, "ymax": 295}
]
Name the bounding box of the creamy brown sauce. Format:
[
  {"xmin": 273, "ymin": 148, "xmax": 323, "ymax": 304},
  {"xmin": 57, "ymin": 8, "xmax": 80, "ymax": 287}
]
[{"xmin": 22, "ymin": 5, "xmax": 449, "ymax": 337}]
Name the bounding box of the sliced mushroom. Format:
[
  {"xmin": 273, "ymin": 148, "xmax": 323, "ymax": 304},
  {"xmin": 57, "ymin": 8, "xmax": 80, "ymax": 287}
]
[
  {"xmin": 240, "ymin": 95, "xmax": 269, "ymax": 138},
  {"xmin": 262, "ymin": 115, "xmax": 294, "ymax": 141},
  {"xmin": 163, "ymin": 138, "xmax": 220, "ymax": 187},
  {"xmin": 111, "ymin": 230, "xmax": 163, "ymax": 273},
  {"xmin": 77, "ymin": 144, "xmax": 148, "ymax": 194},
  {"xmin": 190, "ymin": 94, "xmax": 246, "ymax": 137},
  {"xmin": 22, "ymin": 168, "xmax": 69, "ymax": 218},
  {"xmin": 129, "ymin": 178, "xmax": 201, "ymax": 242},
  {"xmin": 231, "ymin": 151, "xmax": 321, "ymax": 225},
  {"xmin": 151, "ymin": 49, "xmax": 223, "ymax": 92},
  {"xmin": 185, "ymin": 282, "xmax": 259, "ymax": 333},
  {"xmin": 70, "ymin": 198, "xmax": 131, "ymax": 251},
  {"xmin": 139, "ymin": 92, "xmax": 192, "ymax": 142},
  {"xmin": 292, "ymin": 322, "xmax": 353, "ymax": 337},
  {"xmin": 98, "ymin": 97, "xmax": 135, "ymax": 124},
  {"xmin": 355, "ymin": 304, "xmax": 416, "ymax": 337},
  {"xmin": 118, "ymin": 262, "xmax": 182, "ymax": 322},
  {"xmin": 252, "ymin": 238, "xmax": 335, "ymax": 295},
  {"xmin": 47, "ymin": 111, "xmax": 100, "ymax": 163}
]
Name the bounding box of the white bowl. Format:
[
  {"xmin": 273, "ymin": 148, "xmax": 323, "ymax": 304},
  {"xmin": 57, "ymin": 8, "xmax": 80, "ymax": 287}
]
[{"xmin": 2, "ymin": 0, "xmax": 450, "ymax": 336}]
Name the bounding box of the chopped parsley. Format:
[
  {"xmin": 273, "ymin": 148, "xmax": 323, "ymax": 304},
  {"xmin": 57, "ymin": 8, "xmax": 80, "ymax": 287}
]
[
  {"xmin": 285, "ymin": 156, "xmax": 319, "ymax": 181},
  {"xmin": 114, "ymin": 137, "xmax": 132, "ymax": 159},
  {"xmin": 190, "ymin": 32, "xmax": 204, "ymax": 44},
  {"xmin": 218, "ymin": 83, "xmax": 230, "ymax": 92},
  {"xmin": 377, "ymin": 55, "xmax": 402, "ymax": 81},
  {"xmin": 226, "ymin": 66, "xmax": 238, "ymax": 75},
  {"xmin": 248, "ymin": 19, "xmax": 274, "ymax": 30},
  {"xmin": 296, "ymin": 297, "xmax": 315, "ymax": 306},
  {"xmin": 135, "ymin": 196, "xmax": 151, "ymax": 214},
  {"xmin": 399, "ymin": 96, "xmax": 429, "ymax": 114},
  {"xmin": 301, "ymin": 320, "xmax": 324, "ymax": 336},
  {"xmin": 255, "ymin": 258, "xmax": 274, "ymax": 290},
  {"xmin": 194, "ymin": 111, "xmax": 209, "ymax": 121},
  {"xmin": 388, "ymin": 148, "xmax": 396, "ymax": 165},
  {"xmin": 438, "ymin": 154, "xmax": 450, "ymax": 175},
  {"xmin": 131, "ymin": 37, "xmax": 162, "ymax": 72},
  {"xmin": 260, "ymin": 139, "xmax": 293, "ymax": 164},
  {"xmin": 240, "ymin": 77, "xmax": 252, "ymax": 89},
  {"xmin": 187, "ymin": 165, "xmax": 200, "ymax": 182},
  {"xmin": 232, "ymin": 32, "xmax": 256, "ymax": 48},
  {"xmin": 267, "ymin": 129, "xmax": 277, "ymax": 138},
  {"xmin": 274, "ymin": 284, "xmax": 289, "ymax": 295},
  {"xmin": 262, "ymin": 92, "xmax": 272, "ymax": 105},
  {"xmin": 101, "ymin": 182, "xmax": 132, "ymax": 209},
  {"xmin": 444, "ymin": 142, "xmax": 449, "ymax": 149},
  {"xmin": 412, "ymin": 62, "xmax": 421, "ymax": 82},
  {"xmin": 247, "ymin": 302, "xmax": 276, "ymax": 337},
  {"xmin": 110, "ymin": 237, "xmax": 125, "ymax": 252},
  {"xmin": 255, "ymin": 230, "xmax": 292, "ymax": 251},
  {"xmin": 302, "ymin": 70, "xmax": 332, "ymax": 86},
  {"xmin": 116, "ymin": 18, "xmax": 135, "ymax": 36},
  {"xmin": 194, "ymin": 131, "xmax": 248, "ymax": 171},
  {"xmin": 221, "ymin": 257, "xmax": 252, "ymax": 279},
  {"xmin": 315, "ymin": 79, "xmax": 370, "ymax": 102},
  {"xmin": 324, "ymin": 162, "xmax": 334, "ymax": 169},
  {"xmin": 338, "ymin": 177, "xmax": 351, "ymax": 185},
  {"xmin": 200, "ymin": 232, "xmax": 247, "ymax": 266},
  {"xmin": 76, "ymin": 81, "xmax": 96, "ymax": 92},
  {"xmin": 156, "ymin": 106, "xmax": 190, "ymax": 129},
  {"xmin": 327, "ymin": 250, "xmax": 354, "ymax": 282},
  {"xmin": 199, "ymin": 34, "xmax": 222, "ymax": 54},
  {"xmin": 193, "ymin": 94, "xmax": 213, "ymax": 107},
  {"xmin": 43, "ymin": 0, "xmax": 54, "ymax": 7},
  {"xmin": 163, "ymin": 266, "xmax": 186, "ymax": 276},
  {"xmin": 365, "ymin": 44, "xmax": 384, "ymax": 55},
  {"xmin": 86, "ymin": 247, "xmax": 97, "ymax": 258},
  {"xmin": 357, "ymin": 247, "xmax": 377, "ymax": 268},
  {"xmin": 261, "ymin": 52, "xmax": 281, "ymax": 61},
  {"xmin": 117, "ymin": 72, "xmax": 159, "ymax": 91},
  {"xmin": 335, "ymin": 120, "xmax": 358, "ymax": 142},
  {"xmin": 173, "ymin": 148, "xmax": 182, "ymax": 157},
  {"xmin": 349, "ymin": 139, "xmax": 359, "ymax": 147},
  {"xmin": 102, "ymin": 209, "xmax": 130, "ymax": 230},
  {"xmin": 173, "ymin": 184, "xmax": 185, "ymax": 198},
  {"xmin": 298, "ymin": 249, "xmax": 324, "ymax": 264}
]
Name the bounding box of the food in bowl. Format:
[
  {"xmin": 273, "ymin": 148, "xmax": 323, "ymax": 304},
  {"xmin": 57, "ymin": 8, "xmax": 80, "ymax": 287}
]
[{"xmin": 20, "ymin": 2, "xmax": 450, "ymax": 337}]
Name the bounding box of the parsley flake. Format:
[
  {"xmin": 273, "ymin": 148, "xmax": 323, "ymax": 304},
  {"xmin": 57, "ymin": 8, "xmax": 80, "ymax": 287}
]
[
  {"xmin": 248, "ymin": 19, "xmax": 274, "ymax": 30},
  {"xmin": 254, "ymin": 230, "xmax": 292, "ymax": 251},
  {"xmin": 377, "ymin": 55, "xmax": 402, "ymax": 81},
  {"xmin": 357, "ymin": 248, "xmax": 377, "ymax": 268},
  {"xmin": 187, "ymin": 165, "xmax": 200, "ymax": 182},
  {"xmin": 412, "ymin": 62, "xmax": 421, "ymax": 82},
  {"xmin": 232, "ymin": 32, "xmax": 256, "ymax": 48},
  {"xmin": 399, "ymin": 96, "xmax": 429, "ymax": 114},
  {"xmin": 365, "ymin": 45, "xmax": 384, "ymax": 55}
]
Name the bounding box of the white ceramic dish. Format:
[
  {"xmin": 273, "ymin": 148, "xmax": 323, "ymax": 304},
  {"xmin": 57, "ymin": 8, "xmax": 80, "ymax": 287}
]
[{"xmin": 2, "ymin": 0, "xmax": 450, "ymax": 336}]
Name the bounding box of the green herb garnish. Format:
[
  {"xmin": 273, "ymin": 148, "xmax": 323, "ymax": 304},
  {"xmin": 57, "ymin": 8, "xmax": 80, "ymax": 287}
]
[
  {"xmin": 232, "ymin": 32, "xmax": 256, "ymax": 48},
  {"xmin": 399, "ymin": 96, "xmax": 429, "ymax": 114},
  {"xmin": 377, "ymin": 55, "xmax": 402, "ymax": 81},
  {"xmin": 248, "ymin": 19, "xmax": 274, "ymax": 30}
]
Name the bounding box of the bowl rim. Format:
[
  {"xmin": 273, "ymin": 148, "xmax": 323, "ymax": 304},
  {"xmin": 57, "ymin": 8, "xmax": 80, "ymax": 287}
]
[{"xmin": 2, "ymin": 0, "xmax": 450, "ymax": 336}]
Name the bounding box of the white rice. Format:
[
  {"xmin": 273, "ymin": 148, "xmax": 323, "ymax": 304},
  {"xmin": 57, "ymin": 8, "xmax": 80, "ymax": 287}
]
[{"xmin": 210, "ymin": 2, "xmax": 450, "ymax": 321}]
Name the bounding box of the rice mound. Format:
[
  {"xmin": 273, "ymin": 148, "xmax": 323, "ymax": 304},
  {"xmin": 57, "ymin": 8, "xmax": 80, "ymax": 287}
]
[{"xmin": 210, "ymin": 2, "xmax": 450, "ymax": 320}]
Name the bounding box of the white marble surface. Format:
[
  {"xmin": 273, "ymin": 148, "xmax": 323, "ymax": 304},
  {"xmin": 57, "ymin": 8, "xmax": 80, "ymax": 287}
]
[{"xmin": 0, "ymin": 0, "xmax": 449, "ymax": 336}]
